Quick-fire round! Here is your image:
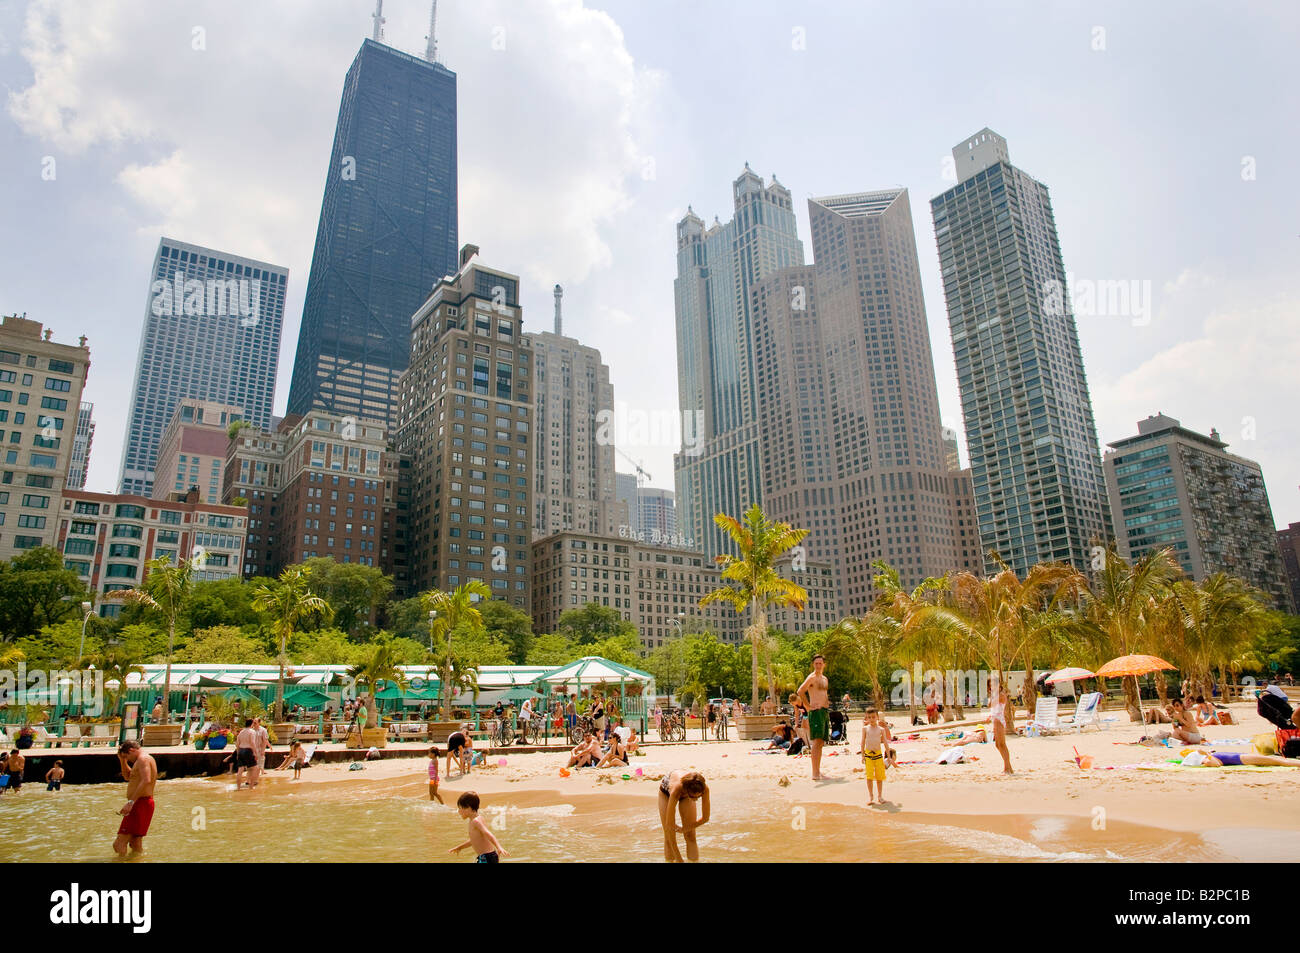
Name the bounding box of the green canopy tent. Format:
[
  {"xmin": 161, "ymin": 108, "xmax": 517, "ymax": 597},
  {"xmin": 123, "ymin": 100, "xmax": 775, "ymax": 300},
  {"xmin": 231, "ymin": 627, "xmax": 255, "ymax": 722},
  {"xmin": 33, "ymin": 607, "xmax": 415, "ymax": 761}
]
[
  {"xmin": 503, "ymin": 687, "xmax": 543, "ymax": 704},
  {"xmin": 218, "ymin": 686, "xmax": 263, "ymax": 704},
  {"xmin": 281, "ymin": 687, "xmax": 332, "ymax": 710}
]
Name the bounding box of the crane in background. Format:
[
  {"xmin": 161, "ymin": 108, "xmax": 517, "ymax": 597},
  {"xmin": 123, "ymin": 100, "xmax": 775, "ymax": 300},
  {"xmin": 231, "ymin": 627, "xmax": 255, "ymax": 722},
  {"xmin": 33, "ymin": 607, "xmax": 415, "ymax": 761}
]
[{"xmin": 616, "ymin": 447, "xmax": 651, "ymax": 488}]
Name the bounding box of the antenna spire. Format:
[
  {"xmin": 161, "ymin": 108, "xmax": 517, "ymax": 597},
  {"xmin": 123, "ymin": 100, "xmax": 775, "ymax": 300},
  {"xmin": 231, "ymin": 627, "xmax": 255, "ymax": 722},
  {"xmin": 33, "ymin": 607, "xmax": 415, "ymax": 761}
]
[
  {"xmin": 553, "ymin": 284, "xmax": 563, "ymax": 335},
  {"xmin": 371, "ymin": 0, "xmax": 385, "ymax": 41},
  {"xmin": 425, "ymin": 0, "xmax": 439, "ymax": 62}
]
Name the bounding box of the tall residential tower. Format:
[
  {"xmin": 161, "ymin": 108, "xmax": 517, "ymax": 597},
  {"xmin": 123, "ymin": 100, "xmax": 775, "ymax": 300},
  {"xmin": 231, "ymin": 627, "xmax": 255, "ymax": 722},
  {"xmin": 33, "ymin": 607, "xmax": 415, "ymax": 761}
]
[{"xmin": 930, "ymin": 129, "xmax": 1111, "ymax": 576}]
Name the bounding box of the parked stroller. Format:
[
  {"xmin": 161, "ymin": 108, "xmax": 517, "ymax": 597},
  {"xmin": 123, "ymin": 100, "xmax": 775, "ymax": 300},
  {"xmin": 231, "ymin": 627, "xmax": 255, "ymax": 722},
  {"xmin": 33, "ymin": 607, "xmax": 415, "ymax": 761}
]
[{"xmin": 828, "ymin": 708, "xmax": 848, "ymax": 745}]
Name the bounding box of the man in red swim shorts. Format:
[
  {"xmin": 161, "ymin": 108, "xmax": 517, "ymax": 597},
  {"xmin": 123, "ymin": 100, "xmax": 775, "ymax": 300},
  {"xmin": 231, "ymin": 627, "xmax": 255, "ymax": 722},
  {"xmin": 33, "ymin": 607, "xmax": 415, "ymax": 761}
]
[{"xmin": 114, "ymin": 739, "xmax": 157, "ymax": 856}]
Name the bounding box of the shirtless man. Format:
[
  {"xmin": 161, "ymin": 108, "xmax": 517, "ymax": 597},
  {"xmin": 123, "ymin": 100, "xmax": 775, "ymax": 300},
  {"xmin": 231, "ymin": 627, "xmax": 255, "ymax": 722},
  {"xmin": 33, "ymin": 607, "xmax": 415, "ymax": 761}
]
[
  {"xmin": 114, "ymin": 740, "xmax": 157, "ymax": 856},
  {"xmin": 858, "ymin": 708, "xmax": 893, "ymax": 805},
  {"xmin": 797, "ymin": 654, "xmax": 831, "ymax": 781},
  {"xmin": 1170, "ymin": 699, "xmax": 1203, "ymax": 745},
  {"xmin": 6, "ymin": 748, "xmax": 25, "ymax": 792},
  {"xmin": 250, "ymin": 717, "xmax": 271, "ymax": 788}
]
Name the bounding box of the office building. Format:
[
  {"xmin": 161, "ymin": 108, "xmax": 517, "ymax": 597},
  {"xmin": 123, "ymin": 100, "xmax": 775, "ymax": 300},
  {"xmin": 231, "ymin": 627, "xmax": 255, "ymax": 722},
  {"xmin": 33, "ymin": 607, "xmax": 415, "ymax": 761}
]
[
  {"xmin": 154, "ymin": 399, "xmax": 244, "ymax": 505},
  {"xmin": 531, "ymin": 529, "xmax": 839, "ymax": 652},
  {"xmin": 119, "ymin": 237, "xmax": 287, "ymax": 497},
  {"xmin": 58, "ymin": 488, "xmax": 247, "ymax": 618},
  {"xmin": 1103, "ymin": 414, "xmax": 1290, "ymax": 609},
  {"xmin": 674, "ymin": 166, "xmax": 804, "ymax": 558},
  {"xmin": 615, "ymin": 473, "xmax": 679, "ymax": 545},
  {"xmin": 1278, "ymin": 522, "xmax": 1300, "ymax": 614},
  {"xmin": 0, "ymin": 314, "xmax": 92, "ymax": 561},
  {"xmin": 527, "ymin": 285, "xmax": 618, "ymax": 539},
  {"xmin": 287, "ymin": 37, "xmax": 458, "ymax": 429},
  {"xmin": 930, "ymin": 129, "xmax": 1111, "ymax": 576},
  {"xmin": 66, "ymin": 402, "xmax": 95, "ymax": 491},
  {"xmin": 396, "ymin": 246, "xmax": 532, "ymax": 609}
]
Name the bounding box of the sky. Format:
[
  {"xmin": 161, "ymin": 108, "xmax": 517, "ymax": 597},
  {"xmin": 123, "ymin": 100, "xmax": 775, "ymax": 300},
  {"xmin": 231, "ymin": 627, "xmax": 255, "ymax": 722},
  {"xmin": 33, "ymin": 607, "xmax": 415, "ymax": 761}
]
[{"xmin": 1, "ymin": 0, "xmax": 1297, "ymax": 528}]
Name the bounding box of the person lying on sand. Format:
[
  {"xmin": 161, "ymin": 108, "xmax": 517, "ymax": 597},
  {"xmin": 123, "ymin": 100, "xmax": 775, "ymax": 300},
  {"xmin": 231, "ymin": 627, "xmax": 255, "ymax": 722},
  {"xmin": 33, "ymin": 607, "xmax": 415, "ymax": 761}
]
[
  {"xmin": 1182, "ymin": 750, "xmax": 1300, "ymax": 768},
  {"xmin": 941, "ymin": 726, "xmax": 988, "ymax": 747},
  {"xmin": 1144, "ymin": 704, "xmax": 1174, "ymax": 725}
]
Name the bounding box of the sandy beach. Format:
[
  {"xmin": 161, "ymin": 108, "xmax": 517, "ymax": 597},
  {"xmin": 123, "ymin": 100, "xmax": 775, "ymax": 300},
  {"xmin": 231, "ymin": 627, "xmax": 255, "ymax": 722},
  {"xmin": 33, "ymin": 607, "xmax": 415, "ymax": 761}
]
[{"xmin": 275, "ymin": 701, "xmax": 1300, "ymax": 837}]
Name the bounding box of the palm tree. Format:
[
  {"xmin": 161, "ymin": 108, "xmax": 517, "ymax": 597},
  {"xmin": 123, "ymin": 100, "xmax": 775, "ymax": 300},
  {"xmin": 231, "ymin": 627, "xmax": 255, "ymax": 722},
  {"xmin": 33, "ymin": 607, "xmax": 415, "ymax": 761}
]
[
  {"xmin": 822, "ymin": 611, "xmax": 904, "ymax": 710},
  {"xmin": 1081, "ymin": 546, "xmax": 1181, "ymax": 721},
  {"xmin": 1170, "ymin": 574, "xmax": 1269, "ymax": 700},
  {"xmin": 91, "ymin": 646, "xmax": 147, "ymax": 723},
  {"xmin": 700, "ymin": 504, "xmax": 809, "ymax": 708},
  {"xmin": 0, "ymin": 644, "xmax": 24, "ymax": 668},
  {"xmin": 945, "ymin": 558, "xmax": 1085, "ymax": 727},
  {"xmin": 424, "ymin": 581, "xmax": 492, "ymax": 718},
  {"xmin": 109, "ymin": 556, "xmax": 195, "ymax": 724},
  {"xmin": 872, "ymin": 561, "xmax": 954, "ymax": 722},
  {"xmin": 252, "ymin": 567, "xmax": 329, "ymax": 721},
  {"xmin": 346, "ymin": 643, "xmax": 408, "ymax": 728}
]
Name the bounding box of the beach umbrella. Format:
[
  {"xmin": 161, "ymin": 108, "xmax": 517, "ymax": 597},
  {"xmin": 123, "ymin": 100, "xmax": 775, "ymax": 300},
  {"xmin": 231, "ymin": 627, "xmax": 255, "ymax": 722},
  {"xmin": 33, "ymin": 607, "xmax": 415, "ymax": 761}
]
[
  {"xmin": 502, "ymin": 687, "xmax": 543, "ymax": 704},
  {"xmin": 1095, "ymin": 654, "xmax": 1176, "ymax": 721},
  {"xmin": 1045, "ymin": 667, "xmax": 1095, "ymax": 684}
]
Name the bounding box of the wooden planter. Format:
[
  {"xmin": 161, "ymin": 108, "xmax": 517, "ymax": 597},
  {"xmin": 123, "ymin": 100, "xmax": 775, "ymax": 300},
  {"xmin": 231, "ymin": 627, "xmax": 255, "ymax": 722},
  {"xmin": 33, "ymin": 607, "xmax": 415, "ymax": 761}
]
[
  {"xmin": 426, "ymin": 721, "xmax": 462, "ymax": 744},
  {"xmin": 271, "ymin": 723, "xmax": 295, "ymax": 744},
  {"xmin": 734, "ymin": 713, "xmax": 784, "ymax": 741},
  {"xmin": 346, "ymin": 726, "xmax": 387, "ymax": 749},
  {"xmin": 142, "ymin": 724, "xmax": 183, "ymax": 747}
]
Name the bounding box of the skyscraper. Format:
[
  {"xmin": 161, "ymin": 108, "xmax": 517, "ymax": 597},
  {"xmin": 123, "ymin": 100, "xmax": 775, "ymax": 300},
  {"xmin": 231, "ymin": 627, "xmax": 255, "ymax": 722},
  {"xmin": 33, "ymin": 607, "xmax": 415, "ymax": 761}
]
[
  {"xmin": 119, "ymin": 238, "xmax": 287, "ymax": 497},
  {"xmin": 674, "ymin": 166, "xmax": 804, "ymax": 558},
  {"xmin": 66, "ymin": 401, "xmax": 95, "ymax": 490},
  {"xmin": 930, "ymin": 129, "xmax": 1111, "ymax": 576},
  {"xmin": 527, "ymin": 285, "xmax": 618, "ymax": 539},
  {"xmin": 396, "ymin": 246, "xmax": 532, "ymax": 608},
  {"xmin": 749, "ymin": 189, "xmax": 980, "ymax": 616},
  {"xmin": 1103, "ymin": 414, "xmax": 1291, "ymax": 609},
  {"xmin": 287, "ymin": 37, "xmax": 458, "ymax": 429}
]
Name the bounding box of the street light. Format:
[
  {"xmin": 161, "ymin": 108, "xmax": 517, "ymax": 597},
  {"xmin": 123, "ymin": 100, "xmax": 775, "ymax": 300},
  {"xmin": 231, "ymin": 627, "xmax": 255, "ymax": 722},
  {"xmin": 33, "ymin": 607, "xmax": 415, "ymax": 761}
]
[
  {"xmin": 428, "ymin": 609, "xmax": 437, "ymax": 652},
  {"xmin": 76, "ymin": 601, "xmax": 93, "ymax": 666}
]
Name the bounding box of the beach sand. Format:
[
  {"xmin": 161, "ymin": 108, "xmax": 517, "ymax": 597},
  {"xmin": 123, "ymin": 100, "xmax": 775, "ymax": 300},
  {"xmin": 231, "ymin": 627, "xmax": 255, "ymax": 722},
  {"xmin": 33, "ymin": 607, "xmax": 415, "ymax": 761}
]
[{"xmin": 277, "ymin": 701, "xmax": 1300, "ymax": 838}]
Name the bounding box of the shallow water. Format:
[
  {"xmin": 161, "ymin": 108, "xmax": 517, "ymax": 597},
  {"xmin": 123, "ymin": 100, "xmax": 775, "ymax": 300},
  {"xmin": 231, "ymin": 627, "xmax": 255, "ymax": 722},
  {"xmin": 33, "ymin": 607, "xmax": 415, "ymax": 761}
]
[{"xmin": 0, "ymin": 775, "xmax": 1266, "ymax": 863}]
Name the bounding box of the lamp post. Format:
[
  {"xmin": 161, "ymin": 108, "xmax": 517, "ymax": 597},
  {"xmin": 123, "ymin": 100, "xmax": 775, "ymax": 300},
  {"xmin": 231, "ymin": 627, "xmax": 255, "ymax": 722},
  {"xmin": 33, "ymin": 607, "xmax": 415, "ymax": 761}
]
[
  {"xmin": 76, "ymin": 601, "xmax": 93, "ymax": 667},
  {"xmin": 428, "ymin": 609, "xmax": 437, "ymax": 652}
]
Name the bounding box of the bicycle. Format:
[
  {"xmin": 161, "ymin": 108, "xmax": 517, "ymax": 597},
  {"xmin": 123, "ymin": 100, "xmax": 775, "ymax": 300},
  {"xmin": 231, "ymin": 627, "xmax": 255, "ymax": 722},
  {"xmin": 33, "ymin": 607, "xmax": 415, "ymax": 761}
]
[
  {"xmin": 491, "ymin": 716, "xmax": 515, "ymax": 748},
  {"xmin": 659, "ymin": 709, "xmax": 686, "ymax": 742},
  {"xmin": 519, "ymin": 713, "xmax": 547, "ymax": 746}
]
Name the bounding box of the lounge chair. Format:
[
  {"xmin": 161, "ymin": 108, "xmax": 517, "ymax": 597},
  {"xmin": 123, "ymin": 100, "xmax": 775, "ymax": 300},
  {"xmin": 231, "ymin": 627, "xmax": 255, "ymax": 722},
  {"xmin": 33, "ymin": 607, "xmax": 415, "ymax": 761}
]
[
  {"xmin": 87, "ymin": 725, "xmax": 115, "ymax": 746},
  {"xmin": 1028, "ymin": 697, "xmax": 1060, "ymax": 735},
  {"xmin": 57, "ymin": 725, "xmax": 84, "ymax": 747},
  {"xmin": 1064, "ymin": 692, "xmax": 1103, "ymax": 732}
]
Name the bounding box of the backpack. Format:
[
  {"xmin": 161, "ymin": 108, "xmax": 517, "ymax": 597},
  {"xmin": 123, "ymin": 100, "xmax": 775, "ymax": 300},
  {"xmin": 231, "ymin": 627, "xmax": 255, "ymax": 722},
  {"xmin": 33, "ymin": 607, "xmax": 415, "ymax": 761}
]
[
  {"xmin": 1257, "ymin": 691, "xmax": 1294, "ymax": 729},
  {"xmin": 1277, "ymin": 728, "xmax": 1300, "ymax": 759},
  {"xmin": 786, "ymin": 737, "xmax": 805, "ymax": 756}
]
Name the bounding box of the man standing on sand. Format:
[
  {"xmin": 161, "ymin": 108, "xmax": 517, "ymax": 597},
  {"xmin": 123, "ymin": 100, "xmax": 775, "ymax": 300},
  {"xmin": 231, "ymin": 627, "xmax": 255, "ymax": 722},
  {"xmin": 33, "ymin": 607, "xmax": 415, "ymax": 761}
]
[
  {"xmin": 797, "ymin": 654, "xmax": 831, "ymax": 781},
  {"xmin": 251, "ymin": 716, "xmax": 271, "ymax": 788},
  {"xmin": 114, "ymin": 740, "xmax": 157, "ymax": 856},
  {"xmin": 235, "ymin": 718, "xmax": 257, "ymax": 788}
]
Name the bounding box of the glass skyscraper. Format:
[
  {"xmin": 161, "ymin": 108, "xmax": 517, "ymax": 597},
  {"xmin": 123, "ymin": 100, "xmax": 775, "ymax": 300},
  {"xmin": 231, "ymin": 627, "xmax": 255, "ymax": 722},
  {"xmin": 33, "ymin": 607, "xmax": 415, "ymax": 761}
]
[
  {"xmin": 930, "ymin": 129, "xmax": 1111, "ymax": 576},
  {"xmin": 119, "ymin": 238, "xmax": 287, "ymax": 497},
  {"xmin": 287, "ymin": 39, "xmax": 458, "ymax": 429}
]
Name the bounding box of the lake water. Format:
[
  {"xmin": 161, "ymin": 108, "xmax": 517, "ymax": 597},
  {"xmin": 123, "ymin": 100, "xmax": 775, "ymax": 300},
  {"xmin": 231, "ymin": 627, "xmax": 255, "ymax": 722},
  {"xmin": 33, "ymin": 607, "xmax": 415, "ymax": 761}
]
[{"xmin": 0, "ymin": 774, "xmax": 1286, "ymax": 863}]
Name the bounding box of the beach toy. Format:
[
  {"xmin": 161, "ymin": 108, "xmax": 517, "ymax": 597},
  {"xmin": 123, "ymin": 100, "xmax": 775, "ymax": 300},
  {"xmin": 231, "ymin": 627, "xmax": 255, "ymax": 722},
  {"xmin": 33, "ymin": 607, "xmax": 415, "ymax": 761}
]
[
  {"xmin": 634, "ymin": 768, "xmax": 643, "ymax": 778},
  {"xmin": 622, "ymin": 774, "xmax": 631, "ymax": 780},
  {"xmin": 498, "ymin": 758, "xmax": 508, "ymax": 766},
  {"xmin": 559, "ymin": 767, "xmax": 571, "ymax": 777},
  {"xmin": 1253, "ymin": 733, "xmax": 1275, "ymax": 754}
]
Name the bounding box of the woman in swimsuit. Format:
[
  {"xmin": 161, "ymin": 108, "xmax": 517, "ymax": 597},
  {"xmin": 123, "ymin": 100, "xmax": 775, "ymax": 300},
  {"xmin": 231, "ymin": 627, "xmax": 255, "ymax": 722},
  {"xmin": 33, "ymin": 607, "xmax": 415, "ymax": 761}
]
[
  {"xmin": 598, "ymin": 734, "xmax": 628, "ymax": 768},
  {"xmin": 658, "ymin": 770, "xmax": 709, "ymax": 863},
  {"xmin": 989, "ymin": 680, "xmax": 1012, "ymax": 775},
  {"xmin": 1192, "ymin": 751, "xmax": 1300, "ymax": 768}
]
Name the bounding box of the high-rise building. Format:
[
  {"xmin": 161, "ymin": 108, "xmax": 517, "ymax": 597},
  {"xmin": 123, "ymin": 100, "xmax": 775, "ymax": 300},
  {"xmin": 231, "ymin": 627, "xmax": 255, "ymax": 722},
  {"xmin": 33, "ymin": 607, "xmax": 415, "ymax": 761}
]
[
  {"xmin": 1278, "ymin": 522, "xmax": 1300, "ymax": 614},
  {"xmin": 154, "ymin": 399, "xmax": 244, "ymax": 505},
  {"xmin": 287, "ymin": 37, "xmax": 458, "ymax": 430},
  {"xmin": 1103, "ymin": 414, "xmax": 1290, "ymax": 609},
  {"xmin": 930, "ymin": 129, "xmax": 1111, "ymax": 576},
  {"xmin": 0, "ymin": 313, "xmax": 92, "ymax": 561},
  {"xmin": 119, "ymin": 238, "xmax": 287, "ymax": 497},
  {"xmin": 942, "ymin": 427, "xmax": 961, "ymax": 472},
  {"xmin": 58, "ymin": 488, "xmax": 247, "ymax": 619},
  {"xmin": 614, "ymin": 473, "xmax": 679, "ymax": 545},
  {"xmin": 674, "ymin": 166, "xmax": 804, "ymax": 558},
  {"xmin": 527, "ymin": 285, "xmax": 618, "ymax": 539},
  {"xmin": 396, "ymin": 246, "xmax": 532, "ymax": 608},
  {"xmin": 223, "ymin": 410, "xmax": 404, "ymax": 583},
  {"xmin": 748, "ymin": 189, "xmax": 981, "ymax": 616},
  {"xmin": 66, "ymin": 402, "xmax": 95, "ymax": 490}
]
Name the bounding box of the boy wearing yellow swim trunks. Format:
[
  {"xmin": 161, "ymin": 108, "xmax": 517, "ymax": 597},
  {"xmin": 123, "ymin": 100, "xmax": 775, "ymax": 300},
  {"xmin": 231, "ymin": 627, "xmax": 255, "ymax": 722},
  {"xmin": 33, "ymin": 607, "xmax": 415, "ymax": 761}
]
[{"xmin": 859, "ymin": 708, "xmax": 892, "ymax": 805}]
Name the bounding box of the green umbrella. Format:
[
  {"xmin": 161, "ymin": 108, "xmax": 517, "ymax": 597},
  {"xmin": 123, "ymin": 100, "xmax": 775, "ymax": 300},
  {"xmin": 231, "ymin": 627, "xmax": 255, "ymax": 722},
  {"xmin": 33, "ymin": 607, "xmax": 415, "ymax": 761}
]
[
  {"xmin": 281, "ymin": 687, "xmax": 332, "ymax": 708},
  {"xmin": 373, "ymin": 684, "xmax": 408, "ymax": 700},
  {"xmin": 219, "ymin": 687, "xmax": 262, "ymax": 703},
  {"xmin": 503, "ymin": 687, "xmax": 543, "ymax": 703}
]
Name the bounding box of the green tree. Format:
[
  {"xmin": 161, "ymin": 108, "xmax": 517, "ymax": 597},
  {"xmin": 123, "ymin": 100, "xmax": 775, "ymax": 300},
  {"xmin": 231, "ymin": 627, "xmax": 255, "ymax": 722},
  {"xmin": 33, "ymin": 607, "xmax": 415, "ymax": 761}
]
[
  {"xmin": 383, "ymin": 595, "xmax": 434, "ymax": 640},
  {"xmin": 683, "ymin": 632, "xmax": 748, "ymax": 699},
  {"xmin": 346, "ymin": 643, "xmax": 407, "ymax": 721},
  {"xmin": 823, "ymin": 612, "xmax": 905, "ymax": 710},
  {"xmin": 557, "ymin": 602, "xmax": 637, "ymax": 645},
  {"xmin": 525, "ymin": 632, "xmax": 577, "ymax": 667},
  {"xmin": 644, "ymin": 637, "xmax": 690, "ymax": 696},
  {"xmin": 699, "ymin": 504, "xmax": 809, "ymax": 706},
  {"xmin": 252, "ymin": 566, "xmax": 329, "ymax": 721},
  {"xmin": 583, "ymin": 632, "xmax": 641, "ymax": 667},
  {"xmin": 174, "ymin": 626, "xmax": 274, "ymax": 664},
  {"xmin": 425, "ymin": 581, "xmax": 493, "ymax": 717},
  {"xmin": 111, "ymin": 556, "xmax": 196, "ymax": 724},
  {"xmin": 184, "ymin": 577, "xmax": 261, "ymax": 631},
  {"xmin": 293, "ymin": 628, "xmax": 366, "ymax": 666},
  {"xmin": 1170, "ymin": 574, "xmax": 1270, "ymax": 699},
  {"xmin": 302, "ymin": 557, "xmax": 393, "ymax": 634},
  {"xmin": 480, "ymin": 600, "xmax": 534, "ymax": 663},
  {"xmin": 0, "ymin": 547, "xmax": 91, "ymax": 639}
]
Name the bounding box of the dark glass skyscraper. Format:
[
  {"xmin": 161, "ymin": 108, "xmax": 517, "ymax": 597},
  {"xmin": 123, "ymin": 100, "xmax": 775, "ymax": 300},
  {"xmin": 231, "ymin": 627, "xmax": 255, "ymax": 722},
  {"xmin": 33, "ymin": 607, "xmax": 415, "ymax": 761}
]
[{"xmin": 287, "ymin": 38, "xmax": 458, "ymax": 428}]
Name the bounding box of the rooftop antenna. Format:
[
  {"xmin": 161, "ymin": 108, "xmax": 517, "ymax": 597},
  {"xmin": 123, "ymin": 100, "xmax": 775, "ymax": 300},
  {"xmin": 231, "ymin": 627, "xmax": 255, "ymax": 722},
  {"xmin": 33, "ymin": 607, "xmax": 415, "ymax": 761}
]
[
  {"xmin": 371, "ymin": 0, "xmax": 385, "ymax": 41},
  {"xmin": 553, "ymin": 284, "xmax": 563, "ymax": 335},
  {"xmin": 425, "ymin": 0, "xmax": 439, "ymax": 62}
]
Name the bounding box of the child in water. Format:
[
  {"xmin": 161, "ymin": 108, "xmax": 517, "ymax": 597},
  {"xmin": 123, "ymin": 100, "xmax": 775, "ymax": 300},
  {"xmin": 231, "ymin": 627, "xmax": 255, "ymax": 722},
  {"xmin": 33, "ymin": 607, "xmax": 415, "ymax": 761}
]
[{"xmin": 449, "ymin": 791, "xmax": 508, "ymax": 862}]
